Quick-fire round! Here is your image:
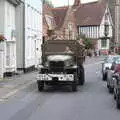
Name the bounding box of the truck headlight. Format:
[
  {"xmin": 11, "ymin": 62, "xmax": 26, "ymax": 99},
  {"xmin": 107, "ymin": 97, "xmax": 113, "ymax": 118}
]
[{"xmin": 66, "ymin": 74, "xmax": 74, "ymax": 81}]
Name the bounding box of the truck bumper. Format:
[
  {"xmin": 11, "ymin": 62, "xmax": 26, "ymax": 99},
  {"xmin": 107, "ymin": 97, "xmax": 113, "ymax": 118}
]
[{"xmin": 37, "ymin": 74, "xmax": 74, "ymax": 82}]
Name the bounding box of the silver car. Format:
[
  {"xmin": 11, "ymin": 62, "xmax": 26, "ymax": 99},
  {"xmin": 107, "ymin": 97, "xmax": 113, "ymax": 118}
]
[
  {"xmin": 102, "ymin": 55, "xmax": 116, "ymax": 81},
  {"xmin": 113, "ymin": 73, "xmax": 120, "ymax": 109},
  {"xmin": 107, "ymin": 56, "xmax": 120, "ymax": 93}
]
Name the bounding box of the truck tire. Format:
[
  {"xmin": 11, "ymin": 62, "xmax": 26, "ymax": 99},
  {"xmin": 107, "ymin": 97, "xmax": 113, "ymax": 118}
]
[
  {"xmin": 72, "ymin": 83, "xmax": 77, "ymax": 92},
  {"xmin": 107, "ymin": 82, "xmax": 110, "ymax": 88},
  {"xmin": 72, "ymin": 73, "xmax": 77, "ymax": 92},
  {"xmin": 78, "ymin": 65, "xmax": 85, "ymax": 85},
  {"xmin": 37, "ymin": 81, "xmax": 44, "ymax": 91},
  {"xmin": 114, "ymin": 92, "xmax": 116, "ymax": 100},
  {"xmin": 108, "ymin": 87, "xmax": 114, "ymax": 94}
]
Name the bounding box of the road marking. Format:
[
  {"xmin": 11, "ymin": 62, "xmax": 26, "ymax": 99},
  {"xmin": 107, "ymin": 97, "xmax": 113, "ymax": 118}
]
[{"xmin": 1, "ymin": 80, "xmax": 35, "ymax": 100}]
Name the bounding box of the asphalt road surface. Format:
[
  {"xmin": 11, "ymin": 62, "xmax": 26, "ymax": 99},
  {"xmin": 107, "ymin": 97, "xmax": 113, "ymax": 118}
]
[{"xmin": 0, "ymin": 57, "xmax": 120, "ymax": 120}]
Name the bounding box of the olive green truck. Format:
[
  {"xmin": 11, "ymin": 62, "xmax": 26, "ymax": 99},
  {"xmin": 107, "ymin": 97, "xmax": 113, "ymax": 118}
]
[{"xmin": 37, "ymin": 40, "xmax": 85, "ymax": 91}]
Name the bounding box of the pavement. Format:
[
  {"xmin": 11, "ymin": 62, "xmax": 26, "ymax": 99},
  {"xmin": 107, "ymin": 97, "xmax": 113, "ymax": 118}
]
[
  {"xmin": 0, "ymin": 56, "xmax": 105, "ymax": 100},
  {"xmin": 0, "ymin": 71, "xmax": 37, "ymax": 100}
]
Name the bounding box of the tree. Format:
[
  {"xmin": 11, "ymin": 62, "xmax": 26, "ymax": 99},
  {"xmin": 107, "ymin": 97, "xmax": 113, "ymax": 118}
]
[{"xmin": 78, "ymin": 34, "xmax": 95, "ymax": 49}]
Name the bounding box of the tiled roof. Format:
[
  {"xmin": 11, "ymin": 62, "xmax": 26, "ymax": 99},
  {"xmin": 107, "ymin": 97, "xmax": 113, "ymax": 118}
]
[
  {"xmin": 75, "ymin": 1, "xmax": 107, "ymax": 26},
  {"xmin": 52, "ymin": 6, "xmax": 68, "ymax": 29}
]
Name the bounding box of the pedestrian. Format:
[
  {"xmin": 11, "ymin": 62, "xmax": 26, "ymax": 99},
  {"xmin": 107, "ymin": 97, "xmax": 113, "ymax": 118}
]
[
  {"xmin": 94, "ymin": 50, "xmax": 97, "ymax": 57},
  {"xmin": 99, "ymin": 50, "xmax": 101, "ymax": 56},
  {"xmin": 65, "ymin": 46, "xmax": 72, "ymax": 53}
]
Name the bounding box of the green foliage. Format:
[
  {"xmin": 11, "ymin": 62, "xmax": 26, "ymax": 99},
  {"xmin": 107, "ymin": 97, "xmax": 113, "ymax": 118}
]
[{"xmin": 78, "ymin": 34, "xmax": 95, "ymax": 49}]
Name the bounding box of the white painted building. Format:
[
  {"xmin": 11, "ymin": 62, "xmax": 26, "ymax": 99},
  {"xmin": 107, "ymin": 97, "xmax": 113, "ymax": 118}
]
[
  {"xmin": 0, "ymin": 0, "xmax": 20, "ymax": 76},
  {"xmin": 16, "ymin": 0, "xmax": 42, "ymax": 72},
  {"xmin": 75, "ymin": 1, "xmax": 113, "ymax": 54}
]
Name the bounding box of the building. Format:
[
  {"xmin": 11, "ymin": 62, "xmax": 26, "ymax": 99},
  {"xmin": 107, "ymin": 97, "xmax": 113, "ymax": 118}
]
[
  {"xmin": 0, "ymin": 0, "xmax": 21, "ymax": 77},
  {"xmin": 43, "ymin": 2, "xmax": 78, "ymax": 40},
  {"xmin": 114, "ymin": 0, "xmax": 120, "ymax": 53},
  {"xmin": 52, "ymin": 6, "xmax": 78, "ymax": 40},
  {"xmin": 43, "ymin": 3, "xmax": 55, "ymax": 40},
  {"xmin": 74, "ymin": 0, "xmax": 113, "ymax": 54},
  {"xmin": 16, "ymin": 0, "xmax": 42, "ymax": 72},
  {"xmin": 106, "ymin": 0, "xmax": 115, "ymax": 52}
]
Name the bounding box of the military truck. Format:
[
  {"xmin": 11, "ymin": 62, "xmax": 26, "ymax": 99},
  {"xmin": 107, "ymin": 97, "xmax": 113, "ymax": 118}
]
[{"xmin": 37, "ymin": 40, "xmax": 85, "ymax": 91}]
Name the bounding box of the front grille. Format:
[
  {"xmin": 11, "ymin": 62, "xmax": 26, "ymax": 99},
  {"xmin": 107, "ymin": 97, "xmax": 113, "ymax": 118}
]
[{"xmin": 49, "ymin": 61, "xmax": 64, "ymax": 72}]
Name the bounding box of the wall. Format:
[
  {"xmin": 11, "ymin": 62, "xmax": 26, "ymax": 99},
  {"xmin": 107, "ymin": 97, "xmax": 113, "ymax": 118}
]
[
  {"xmin": 16, "ymin": 2, "xmax": 24, "ymax": 69},
  {"xmin": 24, "ymin": 0, "xmax": 42, "ymax": 68},
  {"xmin": 115, "ymin": 0, "xmax": 120, "ymax": 50},
  {"xmin": 0, "ymin": 0, "xmax": 5, "ymax": 34}
]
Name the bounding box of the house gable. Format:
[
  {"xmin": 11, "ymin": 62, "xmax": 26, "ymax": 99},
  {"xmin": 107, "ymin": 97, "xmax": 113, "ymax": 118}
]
[
  {"xmin": 75, "ymin": 1, "xmax": 107, "ymax": 26},
  {"xmin": 52, "ymin": 6, "xmax": 68, "ymax": 30}
]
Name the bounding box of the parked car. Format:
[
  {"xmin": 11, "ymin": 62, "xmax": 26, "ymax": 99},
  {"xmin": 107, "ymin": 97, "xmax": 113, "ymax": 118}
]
[
  {"xmin": 113, "ymin": 73, "xmax": 120, "ymax": 109},
  {"xmin": 107, "ymin": 56, "xmax": 120, "ymax": 93},
  {"xmin": 102, "ymin": 55, "xmax": 118, "ymax": 81}
]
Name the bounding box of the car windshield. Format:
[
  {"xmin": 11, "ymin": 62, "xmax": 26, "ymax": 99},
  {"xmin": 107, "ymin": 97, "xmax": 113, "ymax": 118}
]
[
  {"xmin": 115, "ymin": 58, "xmax": 120, "ymax": 64},
  {"xmin": 104, "ymin": 56, "xmax": 120, "ymax": 63},
  {"xmin": 104, "ymin": 57, "xmax": 113, "ymax": 63},
  {"xmin": 113, "ymin": 56, "xmax": 120, "ymax": 61}
]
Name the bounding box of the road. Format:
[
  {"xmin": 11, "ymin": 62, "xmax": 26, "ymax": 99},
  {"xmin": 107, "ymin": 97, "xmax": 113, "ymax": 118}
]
[{"xmin": 0, "ymin": 57, "xmax": 120, "ymax": 120}]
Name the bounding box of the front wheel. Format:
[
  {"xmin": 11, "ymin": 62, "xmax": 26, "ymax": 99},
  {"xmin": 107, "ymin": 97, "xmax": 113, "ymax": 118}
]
[
  {"xmin": 108, "ymin": 87, "xmax": 114, "ymax": 94},
  {"xmin": 72, "ymin": 73, "xmax": 77, "ymax": 92},
  {"xmin": 72, "ymin": 82, "xmax": 77, "ymax": 92},
  {"xmin": 37, "ymin": 81, "xmax": 44, "ymax": 91},
  {"xmin": 116, "ymin": 99, "xmax": 120, "ymax": 109},
  {"xmin": 78, "ymin": 65, "xmax": 85, "ymax": 85},
  {"xmin": 114, "ymin": 92, "xmax": 116, "ymax": 100}
]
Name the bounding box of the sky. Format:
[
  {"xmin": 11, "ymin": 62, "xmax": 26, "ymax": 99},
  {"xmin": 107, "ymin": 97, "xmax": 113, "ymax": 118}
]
[{"xmin": 50, "ymin": 0, "xmax": 98, "ymax": 7}]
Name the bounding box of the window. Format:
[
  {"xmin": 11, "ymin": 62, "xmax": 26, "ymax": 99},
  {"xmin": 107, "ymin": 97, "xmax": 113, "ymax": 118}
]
[
  {"xmin": 45, "ymin": 15, "xmax": 53, "ymax": 30},
  {"xmin": 68, "ymin": 24, "xmax": 72, "ymax": 31},
  {"xmin": 101, "ymin": 39, "xmax": 107, "ymax": 48}
]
